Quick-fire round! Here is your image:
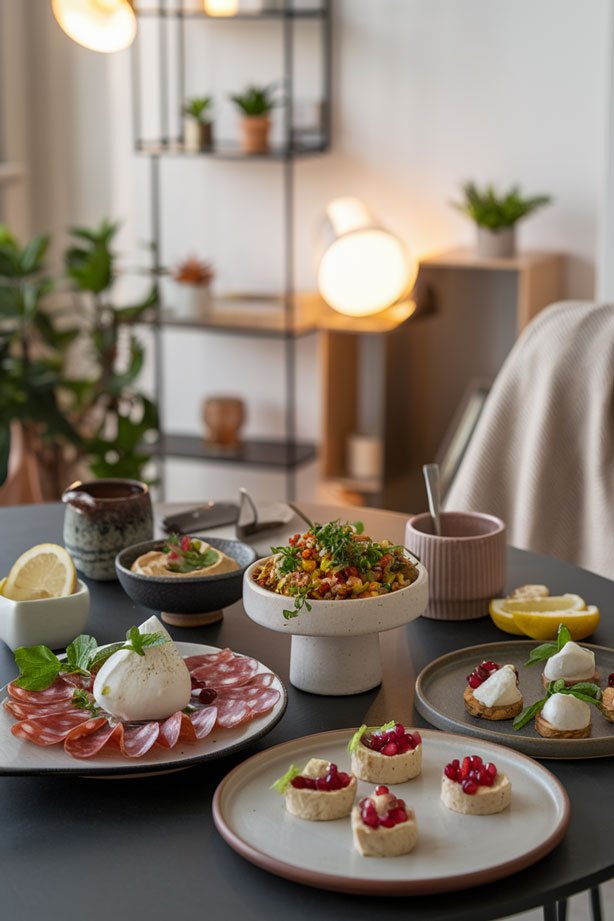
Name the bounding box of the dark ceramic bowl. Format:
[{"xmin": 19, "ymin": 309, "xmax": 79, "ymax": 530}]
[{"xmin": 115, "ymin": 536, "xmax": 257, "ymax": 627}]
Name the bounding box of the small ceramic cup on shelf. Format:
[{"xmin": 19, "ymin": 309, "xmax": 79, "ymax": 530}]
[
  {"xmin": 62, "ymin": 479, "xmax": 154, "ymax": 582},
  {"xmin": 404, "ymin": 511, "xmax": 506, "ymax": 621}
]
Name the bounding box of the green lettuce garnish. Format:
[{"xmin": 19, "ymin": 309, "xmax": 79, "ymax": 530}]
[
  {"xmin": 347, "ymin": 720, "xmax": 395, "ymax": 754},
  {"xmin": 270, "ymin": 763, "xmax": 301, "ymax": 794}
]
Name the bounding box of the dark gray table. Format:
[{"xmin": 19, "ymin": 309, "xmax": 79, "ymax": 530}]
[{"xmin": 0, "ymin": 503, "xmax": 612, "ymax": 921}]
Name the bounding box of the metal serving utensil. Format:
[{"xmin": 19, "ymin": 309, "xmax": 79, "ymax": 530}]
[{"xmin": 422, "ymin": 463, "xmax": 442, "ymax": 537}]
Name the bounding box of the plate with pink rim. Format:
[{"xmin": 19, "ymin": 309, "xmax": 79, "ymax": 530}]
[
  {"xmin": 212, "ymin": 727, "xmax": 569, "ymax": 896},
  {"xmin": 0, "ymin": 643, "xmax": 287, "ymax": 777}
]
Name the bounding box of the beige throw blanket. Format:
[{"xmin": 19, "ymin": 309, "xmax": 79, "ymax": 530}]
[{"xmin": 445, "ymin": 301, "xmax": 614, "ymax": 579}]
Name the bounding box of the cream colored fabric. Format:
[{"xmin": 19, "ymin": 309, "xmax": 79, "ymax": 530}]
[{"xmin": 445, "ymin": 302, "xmax": 614, "ymax": 579}]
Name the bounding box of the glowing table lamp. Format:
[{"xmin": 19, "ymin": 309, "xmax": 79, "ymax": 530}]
[
  {"xmin": 318, "ymin": 197, "xmax": 416, "ymax": 317},
  {"xmin": 203, "ymin": 0, "xmax": 239, "ymax": 15},
  {"xmin": 52, "ymin": 0, "xmax": 136, "ymax": 53}
]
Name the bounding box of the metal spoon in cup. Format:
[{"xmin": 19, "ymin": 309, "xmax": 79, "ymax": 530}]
[{"xmin": 422, "ymin": 463, "xmax": 442, "ymax": 537}]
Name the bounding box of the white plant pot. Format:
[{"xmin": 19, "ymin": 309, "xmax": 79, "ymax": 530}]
[
  {"xmin": 476, "ymin": 226, "xmax": 516, "ymax": 259},
  {"xmin": 171, "ymin": 283, "xmax": 212, "ymax": 321}
]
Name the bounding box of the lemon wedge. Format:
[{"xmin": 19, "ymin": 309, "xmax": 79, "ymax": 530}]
[
  {"xmin": 489, "ymin": 594, "xmax": 587, "ymax": 637},
  {"xmin": 511, "ymin": 604, "xmax": 600, "ymax": 641},
  {"xmin": 3, "ymin": 544, "xmax": 77, "ymax": 602},
  {"xmin": 0, "ymin": 577, "xmax": 6, "ymax": 596}
]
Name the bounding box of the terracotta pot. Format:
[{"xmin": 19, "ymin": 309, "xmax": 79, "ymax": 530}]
[
  {"xmin": 184, "ymin": 118, "xmax": 213, "ymax": 153},
  {"xmin": 203, "ymin": 396, "xmax": 246, "ymax": 447},
  {"xmin": 240, "ymin": 116, "xmax": 271, "ymax": 154},
  {"xmin": 476, "ymin": 226, "xmax": 516, "ymax": 259}
]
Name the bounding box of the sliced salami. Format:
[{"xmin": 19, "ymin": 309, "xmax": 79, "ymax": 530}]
[
  {"xmin": 189, "ymin": 705, "xmax": 218, "ymax": 739},
  {"xmin": 7, "ymin": 677, "xmax": 76, "ymax": 705},
  {"xmin": 215, "ymin": 698, "xmax": 252, "ymax": 729},
  {"xmin": 11, "ymin": 710, "xmax": 94, "ymax": 746},
  {"xmin": 243, "ymin": 688, "xmax": 280, "ymax": 715},
  {"xmin": 64, "ymin": 718, "xmax": 117, "ymax": 759},
  {"xmin": 118, "ymin": 722, "xmax": 160, "ymax": 758},
  {"xmin": 241, "ymin": 673, "xmax": 276, "ymax": 689},
  {"xmin": 191, "ymin": 656, "xmax": 259, "ymax": 687},
  {"xmin": 184, "ymin": 648, "xmax": 233, "ymax": 671},
  {"xmin": 4, "ymin": 698, "xmax": 76, "ymax": 721}
]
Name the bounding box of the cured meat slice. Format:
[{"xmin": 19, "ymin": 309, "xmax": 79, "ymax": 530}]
[
  {"xmin": 158, "ymin": 712, "xmax": 186, "ymax": 748},
  {"xmin": 215, "ymin": 698, "xmax": 252, "ymax": 729},
  {"xmin": 3, "ymin": 698, "xmax": 76, "ymax": 721},
  {"xmin": 241, "ymin": 673, "xmax": 276, "ymax": 689},
  {"xmin": 11, "ymin": 710, "xmax": 94, "ymax": 746},
  {"xmin": 243, "ymin": 688, "xmax": 280, "ymax": 715},
  {"xmin": 184, "ymin": 648, "xmax": 233, "ymax": 671},
  {"xmin": 64, "ymin": 718, "xmax": 118, "ymax": 759},
  {"xmin": 118, "ymin": 722, "xmax": 160, "ymax": 758},
  {"xmin": 7, "ymin": 677, "xmax": 76, "ymax": 705},
  {"xmin": 189, "ymin": 706, "xmax": 218, "ymax": 739},
  {"xmin": 191, "ymin": 656, "xmax": 259, "ymax": 687}
]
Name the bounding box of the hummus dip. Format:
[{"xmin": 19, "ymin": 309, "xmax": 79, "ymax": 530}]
[{"xmin": 131, "ymin": 539, "xmax": 239, "ymax": 578}]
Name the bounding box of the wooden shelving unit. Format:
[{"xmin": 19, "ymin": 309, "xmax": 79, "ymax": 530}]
[{"xmin": 419, "ymin": 248, "xmax": 566, "ymax": 334}]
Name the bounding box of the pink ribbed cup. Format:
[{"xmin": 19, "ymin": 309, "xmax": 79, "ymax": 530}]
[{"xmin": 405, "ymin": 512, "xmax": 506, "ymax": 621}]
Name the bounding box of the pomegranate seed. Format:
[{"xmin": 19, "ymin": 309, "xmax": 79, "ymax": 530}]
[
  {"xmin": 291, "ymin": 776, "xmax": 307, "ymax": 789},
  {"xmin": 413, "ymin": 731, "xmax": 422, "ymax": 745},
  {"xmin": 479, "ymin": 770, "xmax": 494, "ymax": 787},
  {"xmin": 181, "ymin": 535, "xmax": 191, "ymax": 552},
  {"xmin": 369, "ymin": 734, "xmax": 384, "ymax": 751},
  {"xmin": 394, "ymin": 722, "xmax": 405, "ymax": 736},
  {"xmin": 486, "ymin": 762, "xmax": 497, "ymax": 777},
  {"xmin": 338, "ymin": 772, "xmax": 350, "ymax": 786},
  {"xmin": 396, "ymin": 736, "xmax": 410, "ymax": 753},
  {"xmin": 327, "ymin": 774, "xmax": 343, "ymax": 790},
  {"xmin": 476, "ymin": 665, "xmax": 489, "ymax": 680},
  {"xmin": 462, "ymin": 779, "xmax": 478, "ymax": 795},
  {"xmin": 468, "ymin": 675, "xmax": 482, "ymax": 689},
  {"xmin": 390, "ymin": 807, "xmax": 407, "ymax": 823},
  {"xmin": 304, "ymin": 777, "xmax": 316, "ymax": 790},
  {"xmin": 484, "ymin": 660, "xmax": 499, "ymax": 671},
  {"xmin": 609, "ymin": 673, "xmax": 614, "ymax": 688},
  {"xmin": 380, "ymin": 815, "xmax": 395, "ymax": 828},
  {"xmin": 328, "ymin": 762, "xmax": 338, "ymax": 774},
  {"xmin": 382, "ymin": 742, "xmax": 399, "ymax": 756},
  {"xmin": 375, "ymin": 785, "xmax": 389, "ymax": 795},
  {"xmin": 452, "ymin": 759, "xmax": 460, "ymax": 769},
  {"xmin": 471, "ymin": 755, "xmax": 483, "ymax": 767},
  {"xmin": 444, "ymin": 764, "xmax": 458, "ymax": 780},
  {"xmin": 461, "ymin": 757, "xmax": 471, "ymax": 778},
  {"xmin": 363, "ymin": 812, "xmax": 379, "ymax": 828},
  {"xmin": 316, "ymin": 777, "xmax": 328, "ymax": 791}
]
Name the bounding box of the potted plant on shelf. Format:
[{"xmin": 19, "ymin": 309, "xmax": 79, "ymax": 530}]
[
  {"xmin": 183, "ymin": 96, "xmax": 214, "ymax": 153},
  {"xmin": 452, "ymin": 181, "xmax": 552, "ymax": 258},
  {"xmin": 230, "ymin": 84, "xmax": 277, "ymax": 154},
  {"xmin": 170, "ymin": 256, "xmax": 215, "ymax": 321}
]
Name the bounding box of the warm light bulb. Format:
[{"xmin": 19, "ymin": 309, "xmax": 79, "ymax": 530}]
[
  {"xmin": 52, "ymin": 0, "xmax": 136, "ymax": 53},
  {"xmin": 318, "ymin": 228, "xmax": 415, "ymax": 318},
  {"xmin": 203, "ymin": 0, "xmax": 239, "ymax": 15}
]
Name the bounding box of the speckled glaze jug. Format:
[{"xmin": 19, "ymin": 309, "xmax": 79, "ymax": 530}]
[{"xmin": 62, "ymin": 479, "xmax": 153, "ymax": 581}]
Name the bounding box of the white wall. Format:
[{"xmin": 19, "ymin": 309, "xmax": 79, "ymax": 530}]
[{"xmin": 8, "ymin": 0, "xmax": 613, "ymax": 503}]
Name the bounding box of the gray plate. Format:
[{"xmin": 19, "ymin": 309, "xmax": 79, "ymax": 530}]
[{"xmin": 415, "ymin": 641, "xmax": 614, "ymax": 760}]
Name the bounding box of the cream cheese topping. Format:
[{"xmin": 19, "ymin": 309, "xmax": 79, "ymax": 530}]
[
  {"xmin": 472, "ymin": 664, "xmax": 522, "ymax": 708},
  {"xmin": 543, "ymin": 642, "xmax": 595, "ymax": 681},
  {"xmin": 541, "ymin": 692, "xmax": 591, "ymax": 730},
  {"xmin": 92, "ymin": 615, "xmax": 192, "ymax": 721}
]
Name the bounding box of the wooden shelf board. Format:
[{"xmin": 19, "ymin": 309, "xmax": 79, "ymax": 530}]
[
  {"xmin": 136, "ymin": 139, "xmax": 328, "ymax": 160},
  {"xmin": 318, "ymin": 300, "xmax": 417, "ymax": 334},
  {"xmin": 419, "ymin": 247, "xmax": 565, "ymax": 273},
  {"xmin": 324, "ymin": 475, "xmax": 383, "ymax": 495},
  {"xmin": 135, "ymin": 5, "xmax": 326, "ymax": 20},
  {"xmin": 150, "ymin": 434, "xmax": 317, "ymax": 470}
]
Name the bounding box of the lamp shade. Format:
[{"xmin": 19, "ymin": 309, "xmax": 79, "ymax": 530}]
[
  {"xmin": 52, "ymin": 0, "xmax": 136, "ymax": 53},
  {"xmin": 318, "ymin": 197, "xmax": 416, "ymax": 318}
]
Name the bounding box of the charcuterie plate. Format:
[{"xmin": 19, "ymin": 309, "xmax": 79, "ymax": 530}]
[
  {"xmin": 415, "ymin": 641, "xmax": 614, "ymax": 759},
  {"xmin": 0, "ymin": 643, "xmax": 287, "ymax": 777},
  {"xmin": 212, "ymin": 728, "xmax": 569, "ymax": 896}
]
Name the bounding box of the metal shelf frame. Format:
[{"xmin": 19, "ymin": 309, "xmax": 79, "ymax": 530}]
[{"xmin": 130, "ymin": 0, "xmax": 332, "ymax": 499}]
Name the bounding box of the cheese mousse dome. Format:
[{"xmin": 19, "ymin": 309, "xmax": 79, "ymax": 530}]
[
  {"xmin": 543, "ymin": 641, "xmax": 598, "ymax": 688},
  {"xmin": 535, "ymin": 692, "xmax": 592, "ymax": 739},
  {"xmin": 131, "ymin": 537, "xmax": 239, "ymax": 578},
  {"xmin": 464, "ymin": 664, "xmax": 523, "ymax": 721},
  {"xmin": 92, "ymin": 615, "xmax": 192, "ymax": 721}
]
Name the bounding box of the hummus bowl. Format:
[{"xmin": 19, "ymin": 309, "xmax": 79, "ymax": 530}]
[{"xmin": 116, "ymin": 536, "xmax": 257, "ymax": 628}]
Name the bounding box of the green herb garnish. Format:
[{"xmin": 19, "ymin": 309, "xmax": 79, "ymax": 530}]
[
  {"xmin": 513, "ymin": 679, "xmax": 602, "ymax": 730},
  {"xmin": 271, "ymin": 763, "xmax": 301, "ymax": 794},
  {"xmin": 65, "ymin": 635, "xmax": 98, "ymax": 674},
  {"xmin": 71, "ymin": 689, "xmax": 103, "ymax": 717},
  {"xmin": 282, "ymin": 586, "xmax": 312, "ymax": 621},
  {"xmin": 123, "ymin": 626, "xmax": 169, "ymax": 657},
  {"xmin": 163, "ymin": 534, "xmax": 219, "ymax": 574},
  {"xmin": 347, "ymin": 720, "xmax": 395, "ymax": 753},
  {"xmin": 524, "ymin": 624, "xmax": 572, "ymax": 666},
  {"xmin": 13, "ymin": 645, "xmax": 64, "ymax": 691}
]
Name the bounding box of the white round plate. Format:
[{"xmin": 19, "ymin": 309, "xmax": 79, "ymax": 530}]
[
  {"xmin": 213, "ymin": 728, "xmax": 569, "ymax": 895},
  {"xmin": 0, "ymin": 643, "xmax": 287, "ymax": 777}
]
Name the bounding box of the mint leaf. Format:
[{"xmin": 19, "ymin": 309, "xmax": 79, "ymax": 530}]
[
  {"xmin": 525, "ymin": 642, "xmax": 558, "ymax": 667},
  {"xmin": 513, "ymin": 698, "xmax": 547, "ymax": 730},
  {"xmin": 123, "ymin": 627, "xmax": 169, "ymax": 656},
  {"xmin": 89, "ymin": 642, "xmax": 126, "ymax": 672},
  {"xmin": 13, "ymin": 645, "xmax": 63, "ymax": 691},
  {"xmin": 562, "ymin": 682, "xmax": 602, "ymax": 704},
  {"xmin": 66, "ymin": 635, "xmax": 98, "ymax": 673},
  {"xmin": 71, "ymin": 689, "xmax": 102, "ymax": 716},
  {"xmin": 271, "ymin": 763, "xmax": 301, "ymax": 794},
  {"xmin": 556, "ymin": 624, "xmax": 572, "ymax": 651}
]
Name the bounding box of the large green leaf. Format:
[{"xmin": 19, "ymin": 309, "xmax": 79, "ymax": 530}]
[
  {"xmin": 66, "ymin": 243, "xmax": 112, "ymax": 293},
  {"xmin": 107, "ymin": 338, "xmax": 144, "ymax": 394},
  {"xmin": 114, "ymin": 286, "xmax": 158, "ymax": 323},
  {"xmin": 19, "ymin": 234, "xmax": 50, "ymax": 275},
  {"xmin": 0, "ymin": 284, "xmax": 19, "ymax": 317}
]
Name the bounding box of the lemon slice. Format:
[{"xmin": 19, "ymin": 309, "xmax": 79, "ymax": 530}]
[
  {"xmin": 511, "ymin": 605, "xmax": 600, "ymax": 641},
  {"xmin": 0, "ymin": 577, "xmax": 6, "ymax": 596},
  {"xmin": 3, "ymin": 544, "xmax": 77, "ymax": 601},
  {"xmin": 489, "ymin": 594, "xmax": 586, "ymax": 637}
]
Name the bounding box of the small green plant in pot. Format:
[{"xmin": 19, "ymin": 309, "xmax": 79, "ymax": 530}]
[
  {"xmin": 452, "ymin": 182, "xmax": 552, "ymax": 258},
  {"xmin": 230, "ymin": 84, "xmax": 277, "ymax": 154},
  {"xmin": 183, "ymin": 96, "xmax": 214, "ymax": 153}
]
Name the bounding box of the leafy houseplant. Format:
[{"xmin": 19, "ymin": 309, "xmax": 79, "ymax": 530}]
[
  {"xmin": 230, "ymin": 84, "xmax": 277, "ymax": 154},
  {"xmin": 452, "ymin": 182, "xmax": 552, "ymax": 258},
  {"xmin": 0, "ymin": 226, "xmax": 81, "ymax": 499},
  {"xmin": 64, "ymin": 219, "xmax": 159, "ymax": 480},
  {"xmin": 182, "ymin": 95, "xmax": 214, "ymax": 153},
  {"xmin": 171, "ymin": 255, "xmax": 215, "ymax": 321}
]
